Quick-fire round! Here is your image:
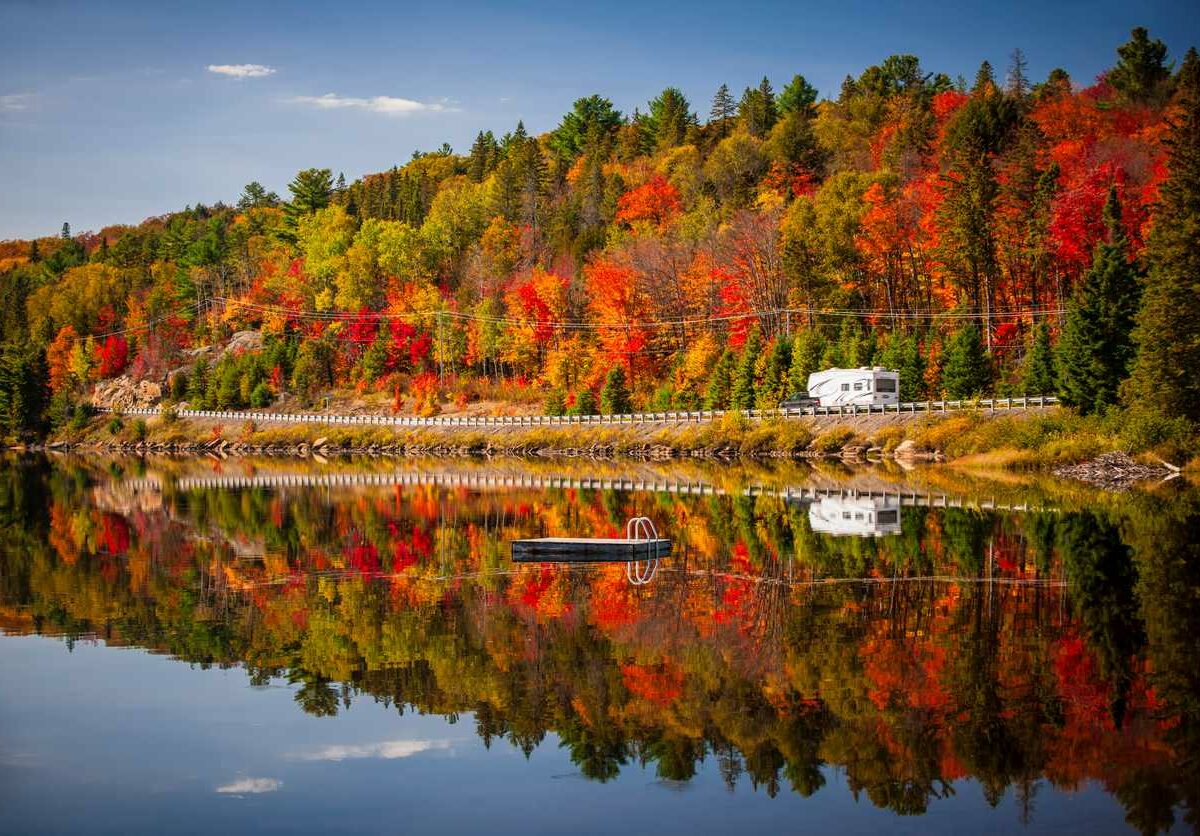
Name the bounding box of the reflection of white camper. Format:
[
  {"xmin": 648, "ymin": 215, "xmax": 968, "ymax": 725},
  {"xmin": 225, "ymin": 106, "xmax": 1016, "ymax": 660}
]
[
  {"xmin": 808, "ymin": 495, "xmax": 903, "ymax": 537},
  {"xmin": 806, "ymin": 367, "xmax": 900, "ymax": 407}
]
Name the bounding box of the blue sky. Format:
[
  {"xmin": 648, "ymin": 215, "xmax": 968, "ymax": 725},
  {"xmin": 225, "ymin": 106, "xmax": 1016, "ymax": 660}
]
[{"xmin": 1, "ymin": 0, "xmax": 1197, "ymax": 239}]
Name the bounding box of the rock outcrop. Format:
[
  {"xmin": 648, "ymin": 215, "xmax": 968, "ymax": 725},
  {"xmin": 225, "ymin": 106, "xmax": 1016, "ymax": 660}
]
[{"xmin": 91, "ymin": 376, "xmax": 163, "ymax": 411}]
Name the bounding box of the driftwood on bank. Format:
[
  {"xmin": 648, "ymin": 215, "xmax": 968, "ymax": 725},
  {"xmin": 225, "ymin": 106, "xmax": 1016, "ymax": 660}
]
[{"xmin": 1053, "ymin": 452, "xmax": 1172, "ymax": 491}]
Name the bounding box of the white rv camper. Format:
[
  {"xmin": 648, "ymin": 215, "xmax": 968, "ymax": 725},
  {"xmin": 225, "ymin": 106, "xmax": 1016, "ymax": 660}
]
[
  {"xmin": 808, "ymin": 495, "xmax": 902, "ymax": 538},
  {"xmin": 806, "ymin": 367, "xmax": 900, "ymax": 407}
]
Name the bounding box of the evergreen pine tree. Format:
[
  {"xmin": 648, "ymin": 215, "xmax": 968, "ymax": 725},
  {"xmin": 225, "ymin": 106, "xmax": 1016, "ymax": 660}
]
[
  {"xmin": 705, "ymin": 349, "xmax": 736, "ymax": 409},
  {"xmin": 1108, "ymin": 27, "xmax": 1172, "ymax": 104},
  {"xmin": 60, "ymin": 222, "xmax": 70, "ymax": 239},
  {"xmin": 756, "ymin": 337, "xmax": 793, "ymax": 409},
  {"xmin": 757, "ymin": 76, "xmax": 777, "ymax": 132},
  {"xmin": 1022, "ymin": 322, "xmax": 1057, "ymax": 396},
  {"xmin": 710, "ymin": 84, "xmax": 736, "ymax": 139},
  {"xmin": 778, "ymin": 74, "xmax": 819, "ymax": 116},
  {"xmin": 600, "ymin": 366, "xmax": 631, "ymax": 414},
  {"xmin": 647, "ymin": 87, "xmax": 694, "ymax": 151},
  {"xmin": 731, "ymin": 328, "xmax": 763, "ymax": 410},
  {"xmin": 787, "ymin": 330, "xmax": 825, "ymax": 397},
  {"xmin": 283, "ymin": 168, "xmax": 334, "ymax": 230},
  {"xmin": 880, "ymin": 333, "xmax": 926, "ymax": 401},
  {"xmin": 544, "ymin": 388, "xmax": 566, "ymax": 416},
  {"xmin": 973, "ymin": 60, "xmax": 996, "ymax": 94},
  {"xmin": 359, "ymin": 335, "xmax": 389, "ymax": 383},
  {"xmin": 942, "ymin": 324, "xmax": 992, "ymax": 397},
  {"xmin": 1006, "ymin": 48, "xmax": 1031, "ymax": 100},
  {"xmin": 1123, "ymin": 47, "xmax": 1200, "ymax": 419},
  {"xmin": 1057, "ymin": 188, "xmax": 1141, "ymax": 415},
  {"xmin": 572, "ymin": 387, "xmax": 598, "ymax": 416}
]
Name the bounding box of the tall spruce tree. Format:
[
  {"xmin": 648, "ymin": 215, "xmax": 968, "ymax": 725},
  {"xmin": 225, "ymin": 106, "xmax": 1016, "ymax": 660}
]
[
  {"xmin": 705, "ymin": 349, "xmax": 737, "ymax": 409},
  {"xmin": 710, "ymin": 84, "xmax": 736, "ymax": 139},
  {"xmin": 283, "ymin": 168, "xmax": 334, "ymax": 231},
  {"xmin": 1057, "ymin": 188, "xmax": 1141, "ymax": 415},
  {"xmin": 942, "ymin": 324, "xmax": 992, "ymax": 397},
  {"xmin": 880, "ymin": 332, "xmax": 926, "ymax": 401},
  {"xmin": 1022, "ymin": 322, "xmax": 1057, "ymax": 396},
  {"xmin": 757, "ymin": 76, "xmax": 777, "ymax": 132},
  {"xmin": 787, "ymin": 330, "xmax": 825, "ymax": 396},
  {"xmin": 1108, "ymin": 27, "xmax": 1172, "ymax": 105},
  {"xmin": 1123, "ymin": 48, "xmax": 1200, "ymax": 420},
  {"xmin": 755, "ymin": 337, "xmax": 792, "ymax": 409},
  {"xmin": 778, "ymin": 74, "xmax": 819, "ymax": 116},
  {"xmin": 647, "ymin": 87, "xmax": 694, "ymax": 151},
  {"xmin": 731, "ymin": 328, "xmax": 763, "ymax": 410},
  {"xmin": 600, "ymin": 366, "xmax": 632, "ymax": 414}
]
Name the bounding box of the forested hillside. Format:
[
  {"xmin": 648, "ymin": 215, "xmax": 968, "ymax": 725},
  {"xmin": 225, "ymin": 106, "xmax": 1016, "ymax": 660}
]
[{"xmin": 1, "ymin": 28, "xmax": 1197, "ymax": 440}]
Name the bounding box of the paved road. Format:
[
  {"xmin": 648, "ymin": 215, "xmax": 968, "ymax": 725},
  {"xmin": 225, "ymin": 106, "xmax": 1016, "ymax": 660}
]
[{"xmin": 100, "ymin": 396, "xmax": 1059, "ymax": 429}]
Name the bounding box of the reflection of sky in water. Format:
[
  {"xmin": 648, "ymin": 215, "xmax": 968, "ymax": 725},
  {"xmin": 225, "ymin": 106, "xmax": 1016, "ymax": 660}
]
[{"xmin": 0, "ymin": 633, "xmax": 1142, "ymax": 835}]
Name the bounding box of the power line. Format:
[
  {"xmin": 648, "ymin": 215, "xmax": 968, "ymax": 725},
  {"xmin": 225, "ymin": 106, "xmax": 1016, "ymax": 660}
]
[{"xmin": 210, "ymin": 296, "xmax": 1066, "ymax": 330}]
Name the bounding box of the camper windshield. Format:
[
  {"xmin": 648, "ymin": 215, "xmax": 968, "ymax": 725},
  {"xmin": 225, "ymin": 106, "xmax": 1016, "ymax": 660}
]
[{"xmin": 875, "ymin": 378, "xmax": 897, "ymax": 392}]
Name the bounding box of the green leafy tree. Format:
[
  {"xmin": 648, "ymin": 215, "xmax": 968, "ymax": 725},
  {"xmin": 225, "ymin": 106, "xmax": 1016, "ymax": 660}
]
[
  {"xmin": 764, "ymin": 110, "xmax": 824, "ymax": 172},
  {"xmin": 600, "ymin": 366, "xmax": 632, "ymax": 414},
  {"xmin": 942, "ymin": 324, "xmax": 992, "ymax": 397},
  {"xmin": 1123, "ymin": 48, "xmax": 1200, "ymax": 420},
  {"xmin": 1057, "ymin": 188, "xmax": 1141, "ymax": 415},
  {"xmin": 250, "ymin": 382, "xmax": 273, "ymax": 408}
]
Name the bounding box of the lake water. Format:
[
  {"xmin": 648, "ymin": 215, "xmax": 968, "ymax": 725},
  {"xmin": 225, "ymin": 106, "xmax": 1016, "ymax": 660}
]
[{"xmin": 1, "ymin": 455, "xmax": 1197, "ymax": 834}]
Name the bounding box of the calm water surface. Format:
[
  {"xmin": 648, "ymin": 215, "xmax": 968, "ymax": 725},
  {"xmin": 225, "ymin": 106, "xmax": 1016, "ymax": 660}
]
[{"xmin": 1, "ymin": 455, "xmax": 1197, "ymax": 835}]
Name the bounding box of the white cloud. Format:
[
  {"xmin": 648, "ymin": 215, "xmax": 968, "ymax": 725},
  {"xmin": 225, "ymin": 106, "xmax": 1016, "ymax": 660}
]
[
  {"xmin": 290, "ymin": 739, "xmax": 451, "ymax": 762},
  {"xmin": 0, "ymin": 93, "xmax": 34, "ymax": 112},
  {"xmin": 216, "ymin": 777, "xmax": 282, "ymax": 794},
  {"xmin": 288, "ymin": 93, "xmax": 457, "ymax": 116},
  {"xmin": 207, "ymin": 64, "xmax": 276, "ymax": 79}
]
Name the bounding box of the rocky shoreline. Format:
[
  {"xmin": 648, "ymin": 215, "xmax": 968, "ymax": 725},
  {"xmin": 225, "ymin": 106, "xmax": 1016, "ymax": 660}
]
[{"xmin": 1053, "ymin": 451, "xmax": 1176, "ymax": 490}]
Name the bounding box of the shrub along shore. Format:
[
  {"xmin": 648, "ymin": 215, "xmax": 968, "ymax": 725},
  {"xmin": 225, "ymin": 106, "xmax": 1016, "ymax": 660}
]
[{"xmin": 37, "ymin": 406, "xmax": 1199, "ymax": 473}]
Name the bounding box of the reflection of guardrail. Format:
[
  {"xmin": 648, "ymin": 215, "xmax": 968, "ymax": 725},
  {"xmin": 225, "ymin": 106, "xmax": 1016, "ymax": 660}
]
[
  {"xmin": 95, "ymin": 395, "xmax": 1058, "ymax": 429},
  {"xmin": 117, "ymin": 471, "xmax": 1055, "ymax": 514}
]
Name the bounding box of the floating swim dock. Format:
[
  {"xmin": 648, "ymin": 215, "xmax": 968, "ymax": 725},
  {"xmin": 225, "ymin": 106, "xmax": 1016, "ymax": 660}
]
[{"xmin": 511, "ymin": 517, "xmax": 671, "ymax": 563}]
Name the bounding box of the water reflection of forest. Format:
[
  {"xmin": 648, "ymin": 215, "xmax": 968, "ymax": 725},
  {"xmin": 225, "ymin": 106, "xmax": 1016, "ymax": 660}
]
[{"xmin": 1, "ymin": 455, "xmax": 1198, "ymax": 833}]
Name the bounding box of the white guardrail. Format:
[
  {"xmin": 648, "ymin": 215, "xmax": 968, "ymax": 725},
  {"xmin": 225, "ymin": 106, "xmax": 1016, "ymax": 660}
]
[{"xmin": 95, "ymin": 396, "xmax": 1058, "ymax": 428}]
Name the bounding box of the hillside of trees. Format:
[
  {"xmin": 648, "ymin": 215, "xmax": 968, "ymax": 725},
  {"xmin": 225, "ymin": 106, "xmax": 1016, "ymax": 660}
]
[{"xmin": 1, "ymin": 28, "xmax": 1197, "ymax": 440}]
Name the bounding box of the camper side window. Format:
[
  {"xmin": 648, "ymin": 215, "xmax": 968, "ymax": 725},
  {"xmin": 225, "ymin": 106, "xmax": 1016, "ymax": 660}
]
[
  {"xmin": 853, "ymin": 382, "xmax": 864, "ymax": 391},
  {"xmin": 841, "ymin": 383, "xmax": 850, "ymax": 391}
]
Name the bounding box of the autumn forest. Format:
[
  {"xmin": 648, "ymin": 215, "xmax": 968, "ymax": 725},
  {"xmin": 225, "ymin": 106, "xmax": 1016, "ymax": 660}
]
[{"xmin": 0, "ymin": 27, "xmax": 1198, "ymax": 441}]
